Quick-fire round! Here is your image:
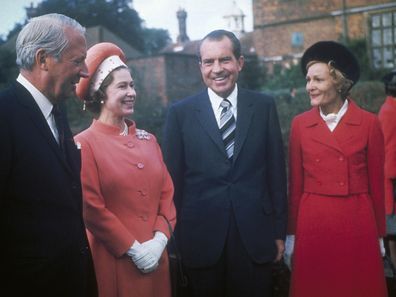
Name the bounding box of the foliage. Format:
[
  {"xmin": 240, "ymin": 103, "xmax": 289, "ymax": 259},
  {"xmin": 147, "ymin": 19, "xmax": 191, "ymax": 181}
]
[
  {"xmin": 238, "ymin": 54, "xmax": 267, "ymax": 90},
  {"xmin": 132, "ymin": 94, "xmax": 167, "ymax": 143},
  {"xmin": 345, "ymin": 38, "xmax": 389, "ymax": 81},
  {"xmin": 349, "ymin": 80, "xmax": 385, "ymax": 113},
  {"xmin": 32, "ymin": 0, "xmax": 145, "ymax": 50},
  {"xmin": 65, "ymin": 97, "xmax": 92, "ymax": 135},
  {"xmin": 5, "ymin": 0, "xmax": 170, "ymax": 55},
  {"xmin": 0, "ymin": 49, "xmax": 18, "ymax": 90},
  {"xmin": 142, "ymin": 28, "xmax": 172, "ymax": 55},
  {"xmin": 264, "ymin": 63, "xmax": 306, "ymax": 91},
  {"xmin": 266, "ymin": 87, "xmax": 310, "ymax": 156}
]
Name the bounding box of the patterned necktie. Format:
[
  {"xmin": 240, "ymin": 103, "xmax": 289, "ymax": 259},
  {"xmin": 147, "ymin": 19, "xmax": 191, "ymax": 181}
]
[{"xmin": 219, "ymin": 99, "xmax": 236, "ymax": 159}]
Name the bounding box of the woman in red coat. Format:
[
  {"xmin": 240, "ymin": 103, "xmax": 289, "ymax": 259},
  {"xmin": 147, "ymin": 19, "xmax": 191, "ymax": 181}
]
[
  {"xmin": 74, "ymin": 43, "xmax": 176, "ymax": 297},
  {"xmin": 379, "ymin": 69, "xmax": 396, "ymax": 268},
  {"xmin": 286, "ymin": 41, "xmax": 387, "ymax": 297}
]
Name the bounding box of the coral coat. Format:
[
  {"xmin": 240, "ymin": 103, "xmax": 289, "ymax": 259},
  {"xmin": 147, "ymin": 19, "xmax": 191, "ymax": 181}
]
[
  {"xmin": 75, "ymin": 120, "xmax": 176, "ymax": 297},
  {"xmin": 378, "ymin": 96, "xmax": 396, "ymax": 215},
  {"xmin": 288, "ymin": 100, "xmax": 387, "ymax": 297}
]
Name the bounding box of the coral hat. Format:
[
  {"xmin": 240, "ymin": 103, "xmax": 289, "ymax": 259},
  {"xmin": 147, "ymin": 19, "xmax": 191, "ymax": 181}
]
[{"xmin": 76, "ymin": 42, "xmax": 127, "ymax": 102}]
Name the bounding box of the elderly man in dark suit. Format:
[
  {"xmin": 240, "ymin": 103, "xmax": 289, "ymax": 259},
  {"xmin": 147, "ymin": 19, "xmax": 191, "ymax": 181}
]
[
  {"xmin": 0, "ymin": 13, "xmax": 97, "ymax": 297},
  {"xmin": 162, "ymin": 30, "xmax": 287, "ymax": 297}
]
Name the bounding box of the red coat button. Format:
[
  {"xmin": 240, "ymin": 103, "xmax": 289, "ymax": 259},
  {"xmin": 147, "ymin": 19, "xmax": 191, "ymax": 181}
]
[{"xmin": 137, "ymin": 163, "xmax": 144, "ymax": 169}]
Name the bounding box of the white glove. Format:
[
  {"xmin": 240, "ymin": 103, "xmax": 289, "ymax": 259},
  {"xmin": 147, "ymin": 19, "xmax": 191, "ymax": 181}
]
[
  {"xmin": 379, "ymin": 238, "xmax": 386, "ymax": 257},
  {"xmin": 141, "ymin": 231, "xmax": 168, "ymax": 263},
  {"xmin": 284, "ymin": 235, "xmax": 295, "ymax": 271},
  {"xmin": 126, "ymin": 241, "xmax": 159, "ymax": 273}
]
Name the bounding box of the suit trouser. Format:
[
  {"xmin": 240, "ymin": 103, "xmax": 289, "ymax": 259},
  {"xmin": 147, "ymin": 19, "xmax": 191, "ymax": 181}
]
[{"xmin": 186, "ymin": 212, "xmax": 273, "ymax": 297}]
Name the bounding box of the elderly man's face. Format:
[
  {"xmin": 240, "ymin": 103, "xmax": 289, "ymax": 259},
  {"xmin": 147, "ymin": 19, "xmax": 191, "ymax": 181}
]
[
  {"xmin": 44, "ymin": 27, "xmax": 88, "ymax": 103},
  {"xmin": 199, "ymin": 37, "xmax": 244, "ymax": 98}
]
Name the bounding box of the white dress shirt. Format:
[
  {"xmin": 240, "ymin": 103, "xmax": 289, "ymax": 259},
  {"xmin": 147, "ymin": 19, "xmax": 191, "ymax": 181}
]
[{"xmin": 208, "ymin": 84, "xmax": 238, "ymax": 128}]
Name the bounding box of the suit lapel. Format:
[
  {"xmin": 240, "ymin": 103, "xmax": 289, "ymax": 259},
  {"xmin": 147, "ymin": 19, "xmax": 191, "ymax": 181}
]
[
  {"xmin": 303, "ymin": 107, "xmax": 344, "ymax": 153},
  {"xmin": 304, "ymin": 101, "xmax": 362, "ymax": 154},
  {"xmin": 233, "ymin": 89, "xmax": 254, "ymax": 162},
  {"xmin": 14, "ymin": 83, "xmax": 76, "ymax": 177},
  {"xmin": 194, "ymin": 91, "xmax": 228, "ymax": 156},
  {"xmin": 333, "ymin": 100, "xmax": 362, "ymax": 146}
]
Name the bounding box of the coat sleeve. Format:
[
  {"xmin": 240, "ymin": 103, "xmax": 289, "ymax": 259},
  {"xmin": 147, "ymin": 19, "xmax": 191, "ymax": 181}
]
[
  {"xmin": 265, "ymin": 99, "xmax": 288, "ymax": 240},
  {"xmin": 162, "ymin": 104, "xmax": 185, "ymax": 217},
  {"xmin": 378, "ymin": 101, "xmax": 396, "ymax": 179},
  {"xmin": 288, "ymin": 117, "xmax": 304, "ymax": 234},
  {"xmin": 153, "ymin": 137, "xmax": 177, "ymax": 238},
  {"xmin": 76, "ymin": 135, "xmax": 135, "ymax": 257},
  {"xmin": 0, "ymin": 106, "xmax": 11, "ymax": 207},
  {"xmin": 367, "ymin": 116, "xmax": 386, "ymax": 237}
]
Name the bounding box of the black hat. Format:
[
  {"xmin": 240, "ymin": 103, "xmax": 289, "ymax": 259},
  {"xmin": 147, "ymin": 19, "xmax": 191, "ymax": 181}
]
[
  {"xmin": 382, "ymin": 69, "xmax": 396, "ymax": 95},
  {"xmin": 301, "ymin": 41, "xmax": 360, "ymax": 85},
  {"xmin": 382, "ymin": 69, "xmax": 396, "ymax": 86}
]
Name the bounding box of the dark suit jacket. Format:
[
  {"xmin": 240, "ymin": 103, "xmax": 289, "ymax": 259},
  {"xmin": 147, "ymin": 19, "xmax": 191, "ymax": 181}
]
[
  {"xmin": 0, "ymin": 82, "xmax": 97, "ymax": 297},
  {"xmin": 162, "ymin": 88, "xmax": 287, "ymax": 268}
]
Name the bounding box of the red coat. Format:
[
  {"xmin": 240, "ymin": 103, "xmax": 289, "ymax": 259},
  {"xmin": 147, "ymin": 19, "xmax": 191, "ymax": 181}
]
[
  {"xmin": 378, "ymin": 96, "xmax": 396, "ymax": 215},
  {"xmin": 75, "ymin": 120, "xmax": 176, "ymax": 297},
  {"xmin": 288, "ymin": 100, "xmax": 387, "ymax": 297}
]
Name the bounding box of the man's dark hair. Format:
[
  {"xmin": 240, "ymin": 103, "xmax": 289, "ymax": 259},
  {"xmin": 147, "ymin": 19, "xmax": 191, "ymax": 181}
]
[{"xmin": 197, "ymin": 29, "xmax": 241, "ymax": 62}]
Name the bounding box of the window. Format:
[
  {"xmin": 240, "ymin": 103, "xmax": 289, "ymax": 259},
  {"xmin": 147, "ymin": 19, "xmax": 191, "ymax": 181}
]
[
  {"xmin": 291, "ymin": 32, "xmax": 304, "ymax": 48},
  {"xmin": 369, "ymin": 10, "xmax": 396, "ymax": 69}
]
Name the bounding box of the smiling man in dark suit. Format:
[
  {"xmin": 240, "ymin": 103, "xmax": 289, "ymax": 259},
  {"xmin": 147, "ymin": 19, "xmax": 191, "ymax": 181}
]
[
  {"xmin": 0, "ymin": 13, "xmax": 97, "ymax": 297},
  {"xmin": 162, "ymin": 30, "xmax": 287, "ymax": 297}
]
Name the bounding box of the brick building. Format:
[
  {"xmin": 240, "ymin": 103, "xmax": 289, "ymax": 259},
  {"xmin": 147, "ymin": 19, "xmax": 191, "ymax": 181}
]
[{"xmin": 252, "ymin": 0, "xmax": 396, "ymax": 70}]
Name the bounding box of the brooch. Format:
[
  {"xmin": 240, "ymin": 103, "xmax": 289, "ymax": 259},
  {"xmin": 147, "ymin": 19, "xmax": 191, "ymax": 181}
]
[{"xmin": 136, "ymin": 129, "xmax": 151, "ymax": 140}]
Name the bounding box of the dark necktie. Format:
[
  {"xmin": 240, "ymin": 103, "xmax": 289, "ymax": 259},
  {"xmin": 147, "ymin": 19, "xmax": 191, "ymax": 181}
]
[
  {"xmin": 52, "ymin": 105, "xmax": 65, "ymax": 154},
  {"xmin": 219, "ymin": 99, "xmax": 236, "ymax": 159}
]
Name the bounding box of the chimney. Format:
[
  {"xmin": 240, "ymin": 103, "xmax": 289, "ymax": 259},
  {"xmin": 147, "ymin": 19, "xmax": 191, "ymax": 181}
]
[{"xmin": 176, "ymin": 8, "xmax": 190, "ymax": 44}]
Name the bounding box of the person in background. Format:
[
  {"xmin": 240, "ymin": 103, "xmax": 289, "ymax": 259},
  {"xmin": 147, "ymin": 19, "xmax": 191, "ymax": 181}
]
[
  {"xmin": 74, "ymin": 42, "xmax": 176, "ymax": 297},
  {"xmin": 0, "ymin": 13, "xmax": 97, "ymax": 297},
  {"xmin": 162, "ymin": 29, "xmax": 287, "ymax": 297},
  {"xmin": 379, "ymin": 69, "xmax": 396, "ymax": 269},
  {"xmin": 286, "ymin": 41, "xmax": 387, "ymax": 297}
]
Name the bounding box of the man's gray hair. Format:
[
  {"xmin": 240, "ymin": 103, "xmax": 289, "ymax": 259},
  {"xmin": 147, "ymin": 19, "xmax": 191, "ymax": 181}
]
[{"xmin": 16, "ymin": 13, "xmax": 85, "ymax": 70}]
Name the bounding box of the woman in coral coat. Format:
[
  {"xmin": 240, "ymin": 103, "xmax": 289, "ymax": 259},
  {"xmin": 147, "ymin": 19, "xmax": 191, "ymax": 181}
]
[
  {"xmin": 74, "ymin": 42, "xmax": 176, "ymax": 297},
  {"xmin": 379, "ymin": 69, "xmax": 396, "ymax": 268},
  {"xmin": 285, "ymin": 41, "xmax": 387, "ymax": 297}
]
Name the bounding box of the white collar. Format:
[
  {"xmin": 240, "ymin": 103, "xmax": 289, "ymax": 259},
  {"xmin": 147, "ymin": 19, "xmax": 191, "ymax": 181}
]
[
  {"xmin": 208, "ymin": 84, "xmax": 238, "ymax": 111},
  {"xmin": 17, "ymin": 73, "xmax": 54, "ymax": 120},
  {"xmin": 319, "ymin": 99, "xmax": 349, "ymax": 131}
]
